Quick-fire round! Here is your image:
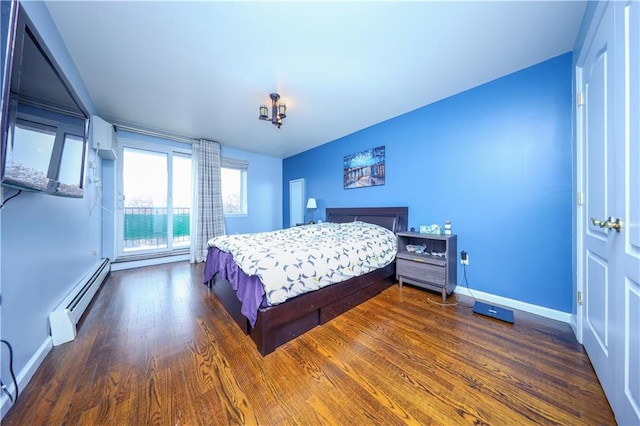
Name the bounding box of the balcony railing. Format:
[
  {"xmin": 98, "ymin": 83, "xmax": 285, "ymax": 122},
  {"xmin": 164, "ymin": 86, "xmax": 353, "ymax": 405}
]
[{"xmin": 124, "ymin": 207, "xmax": 190, "ymax": 250}]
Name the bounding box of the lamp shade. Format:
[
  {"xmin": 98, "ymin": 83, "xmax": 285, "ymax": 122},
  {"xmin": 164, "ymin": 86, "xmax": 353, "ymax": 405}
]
[
  {"xmin": 306, "ymin": 198, "xmax": 317, "ymax": 209},
  {"xmin": 259, "ymin": 105, "xmax": 268, "ymax": 120}
]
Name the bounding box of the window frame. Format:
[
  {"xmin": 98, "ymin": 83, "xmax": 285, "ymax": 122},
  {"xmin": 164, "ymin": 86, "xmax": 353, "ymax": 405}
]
[
  {"xmin": 4, "ymin": 112, "xmax": 87, "ymax": 195},
  {"xmin": 221, "ymin": 156, "xmax": 248, "ymax": 217}
]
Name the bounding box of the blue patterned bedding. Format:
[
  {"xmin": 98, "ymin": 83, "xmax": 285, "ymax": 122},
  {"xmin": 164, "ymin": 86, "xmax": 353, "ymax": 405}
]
[{"xmin": 207, "ymin": 221, "xmax": 397, "ymax": 306}]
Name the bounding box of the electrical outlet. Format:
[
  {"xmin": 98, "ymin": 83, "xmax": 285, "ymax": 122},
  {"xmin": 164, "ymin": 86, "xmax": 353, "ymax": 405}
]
[{"xmin": 460, "ymin": 250, "xmax": 469, "ymax": 265}]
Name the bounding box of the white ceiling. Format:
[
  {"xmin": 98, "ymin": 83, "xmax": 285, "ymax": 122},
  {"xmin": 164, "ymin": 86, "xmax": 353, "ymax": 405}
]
[{"xmin": 45, "ymin": 1, "xmax": 586, "ymax": 159}]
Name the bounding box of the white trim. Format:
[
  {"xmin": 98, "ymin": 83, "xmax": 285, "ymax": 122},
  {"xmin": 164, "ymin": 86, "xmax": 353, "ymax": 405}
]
[
  {"xmin": 0, "ymin": 337, "xmax": 53, "ymax": 420},
  {"xmin": 572, "ymin": 0, "xmax": 610, "ymax": 345},
  {"xmin": 455, "ymin": 287, "xmax": 572, "ymax": 324},
  {"xmin": 574, "ymin": 60, "xmax": 585, "ymax": 343},
  {"xmin": 114, "ymin": 123, "xmax": 196, "ymax": 145},
  {"xmin": 117, "ymin": 135, "xmax": 192, "ymax": 155},
  {"xmin": 570, "ymin": 314, "xmax": 578, "ymax": 337},
  {"xmin": 111, "ymin": 254, "xmax": 189, "ymax": 271}
]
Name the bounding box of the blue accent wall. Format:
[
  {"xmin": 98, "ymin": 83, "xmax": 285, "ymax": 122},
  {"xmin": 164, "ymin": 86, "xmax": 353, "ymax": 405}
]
[{"xmin": 283, "ymin": 53, "xmax": 573, "ymax": 313}]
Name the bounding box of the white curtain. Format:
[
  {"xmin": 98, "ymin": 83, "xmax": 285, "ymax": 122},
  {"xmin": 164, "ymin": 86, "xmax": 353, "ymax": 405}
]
[{"xmin": 190, "ymin": 139, "xmax": 225, "ymax": 263}]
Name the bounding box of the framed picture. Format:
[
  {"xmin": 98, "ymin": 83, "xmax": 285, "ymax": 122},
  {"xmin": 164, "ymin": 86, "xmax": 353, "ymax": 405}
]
[{"xmin": 343, "ymin": 145, "xmax": 385, "ymax": 189}]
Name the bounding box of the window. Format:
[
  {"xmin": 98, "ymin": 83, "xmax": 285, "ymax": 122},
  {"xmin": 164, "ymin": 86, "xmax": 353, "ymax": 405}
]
[
  {"xmin": 117, "ymin": 143, "xmax": 192, "ymax": 257},
  {"xmin": 221, "ymin": 157, "xmax": 248, "ymax": 215}
]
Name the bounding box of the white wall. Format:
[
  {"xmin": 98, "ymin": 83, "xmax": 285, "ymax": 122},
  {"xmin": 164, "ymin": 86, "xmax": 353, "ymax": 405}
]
[
  {"xmin": 0, "ymin": 2, "xmax": 100, "ymax": 419},
  {"xmin": 221, "ymin": 146, "xmax": 282, "ymax": 235}
]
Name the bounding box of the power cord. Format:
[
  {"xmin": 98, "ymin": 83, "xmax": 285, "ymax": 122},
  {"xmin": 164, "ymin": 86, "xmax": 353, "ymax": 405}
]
[
  {"xmin": 0, "ymin": 340, "xmax": 18, "ymax": 404},
  {"xmin": 426, "ymin": 259, "xmax": 476, "ymax": 307},
  {"xmin": 89, "ymin": 181, "xmax": 113, "ymax": 221},
  {"xmin": 427, "ymin": 296, "xmax": 458, "ymax": 306},
  {"xmin": 460, "ymin": 263, "xmax": 477, "ymax": 307},
  {"xmin": 0, "ymin": 190, "xmax": 22, "ymax": 209}
]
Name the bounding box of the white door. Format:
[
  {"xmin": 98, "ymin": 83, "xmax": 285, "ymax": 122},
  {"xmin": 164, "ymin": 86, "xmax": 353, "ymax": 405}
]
[
  {"xmin": 289, "ymin": 178, "xmax": 305, "ymax": 227},
  {"xmin": 577, "ymin": 2, "xmax": 640, "ymax": 424},
  {"xmin": 614, "ymin": 2, "xmax": 640, "ymax": 422}
]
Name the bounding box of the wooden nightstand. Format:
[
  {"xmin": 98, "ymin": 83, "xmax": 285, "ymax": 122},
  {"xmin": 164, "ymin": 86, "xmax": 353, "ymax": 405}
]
[{"xmin": 396, "ymin": 232, "xmax": 457, "ymax": 301}]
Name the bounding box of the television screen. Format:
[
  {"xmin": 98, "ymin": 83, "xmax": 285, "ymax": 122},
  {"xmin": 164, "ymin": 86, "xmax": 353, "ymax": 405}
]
[{"xmin": 1, "ymin": 3, "xmax": 89, "ymax": 198}]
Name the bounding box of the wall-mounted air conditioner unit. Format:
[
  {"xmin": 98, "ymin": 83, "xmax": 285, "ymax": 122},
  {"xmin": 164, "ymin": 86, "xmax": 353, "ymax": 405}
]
[{"xmin": 91, "ymin": 115, "xmax": 116, "ymax": 160}]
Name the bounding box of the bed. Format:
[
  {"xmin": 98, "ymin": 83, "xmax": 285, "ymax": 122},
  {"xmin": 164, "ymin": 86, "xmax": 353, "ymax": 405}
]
[{"xmin": 204, "ymin": 206, "xmax": 408, "ymax": 355}]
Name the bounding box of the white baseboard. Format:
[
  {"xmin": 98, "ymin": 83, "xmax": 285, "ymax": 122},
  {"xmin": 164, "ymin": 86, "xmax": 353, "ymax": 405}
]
[
  {"xmin": 0, "ymin": 337, "xmax": 53, "ymax": 420},
  {"xmin": 111, "ymin": 253, "xmax": 189, "ymax": 271},
  {"xmin": 455, "ymin": 287, "xmax": 572, "ymax": 324}
]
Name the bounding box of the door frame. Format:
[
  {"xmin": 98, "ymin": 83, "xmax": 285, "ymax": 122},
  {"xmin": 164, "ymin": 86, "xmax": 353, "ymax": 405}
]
[
  {"xmin": 573, "ymin": 0, "xmax": 609, "ymax": 345},
  {"xmin": 115, "ymin": 137, "xmax": 192, "ymax": 259},
  {"xmin": 289, "ymin": 178, "xmax": 305, "ymax": 227}
]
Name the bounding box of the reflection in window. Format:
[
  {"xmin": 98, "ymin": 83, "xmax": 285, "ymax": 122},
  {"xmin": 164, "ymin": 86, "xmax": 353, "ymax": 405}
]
[
  {"xmin": 4, "ymin": 123, "xmax": 56, "ymax": 191},
  {"xmin": 57, "ymin": 134, "xmax": 85, "ymax": 196}
]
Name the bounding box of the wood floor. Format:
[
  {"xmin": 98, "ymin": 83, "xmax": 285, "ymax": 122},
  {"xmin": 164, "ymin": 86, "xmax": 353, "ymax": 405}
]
[{"xmin": 4, "ymin": 261, "xmax": 615, "ymax": 425}]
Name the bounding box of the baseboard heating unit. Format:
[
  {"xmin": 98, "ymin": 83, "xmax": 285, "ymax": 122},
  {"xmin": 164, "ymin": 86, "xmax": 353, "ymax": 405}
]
[{"xmin": 49, "ymin": 258, "xmax": 111, "ymax": 346}]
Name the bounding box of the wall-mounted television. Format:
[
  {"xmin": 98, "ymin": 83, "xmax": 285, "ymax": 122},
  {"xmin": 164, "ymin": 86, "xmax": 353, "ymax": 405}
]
[
  {"xmin": 1, "ymin": 1, "xmax": 89, "ymax": 198},
  {"xmin": 1, "ymin": 0, "xmax": 18, "ymax": 183}
]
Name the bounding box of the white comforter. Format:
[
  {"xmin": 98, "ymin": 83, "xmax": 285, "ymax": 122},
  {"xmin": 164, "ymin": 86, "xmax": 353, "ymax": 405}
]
[{"xmin": 207, "ymin": 221, "xmax": 397, "ymax": 305}]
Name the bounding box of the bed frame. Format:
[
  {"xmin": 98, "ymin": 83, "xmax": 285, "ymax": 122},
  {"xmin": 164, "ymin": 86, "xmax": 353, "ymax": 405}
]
[{"xmin": 208, "ymin": 206, "xmax": 408, "ymax": 355}]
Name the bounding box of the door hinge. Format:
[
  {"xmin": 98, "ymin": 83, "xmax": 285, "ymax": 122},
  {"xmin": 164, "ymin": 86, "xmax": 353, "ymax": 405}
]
[
  {"xmin": 577, "ymin": 191, "xmax": 584, "ymax": 206},
  {"xmin": 577, "ymin": 92, "xmax": 584, "ymax": 106},
  {"xmin": 578, "ymin": 291, "xmax": 583, "ymax": 306}
]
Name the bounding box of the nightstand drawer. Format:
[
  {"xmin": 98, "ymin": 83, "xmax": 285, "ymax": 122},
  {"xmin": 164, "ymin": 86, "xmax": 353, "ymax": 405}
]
[{"xmin": 397, "ymin": 259, "xmax": 445, "ymax": 286}]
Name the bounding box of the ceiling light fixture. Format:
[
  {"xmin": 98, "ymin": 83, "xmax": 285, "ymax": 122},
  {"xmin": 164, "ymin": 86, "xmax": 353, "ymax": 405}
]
[{"xmin": 259, "ymin": 93, "xmax": 287, "ymax": 128}]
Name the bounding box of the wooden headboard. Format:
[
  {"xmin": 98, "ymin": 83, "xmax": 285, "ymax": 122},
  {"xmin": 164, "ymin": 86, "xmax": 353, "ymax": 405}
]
[{"xmin": 325, "ymin": 207, "xmax": 408, "ymax": 233}]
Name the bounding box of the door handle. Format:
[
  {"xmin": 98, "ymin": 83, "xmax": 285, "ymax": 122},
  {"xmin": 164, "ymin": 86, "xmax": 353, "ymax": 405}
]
[{"xmin": 590, "ymin": 217, "xmax": 623, "ymax": 232}]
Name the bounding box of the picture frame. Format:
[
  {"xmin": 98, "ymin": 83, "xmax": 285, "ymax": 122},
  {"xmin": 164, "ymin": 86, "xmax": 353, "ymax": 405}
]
[{"xmin": 343, "ymin": 145, "xmax": 385, "ymax": 189}]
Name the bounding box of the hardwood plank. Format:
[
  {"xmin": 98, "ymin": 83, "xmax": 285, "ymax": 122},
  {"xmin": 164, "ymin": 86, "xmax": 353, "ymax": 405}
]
[
  {"xmin": 357, "ymin": 299, "xmax": 584, "ymax": 419},
  {"xmin": 292, "ymin": 332, "xmax": 435, "ymax": 424},
  {"xmin": 2, "ymin": 262, "xmax": 615, "ymax": 425}
]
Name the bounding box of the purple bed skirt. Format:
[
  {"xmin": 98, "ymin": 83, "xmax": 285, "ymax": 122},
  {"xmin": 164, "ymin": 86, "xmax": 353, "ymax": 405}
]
[{"xmin": 203, "ymin": 247, "xmax": 265, "ymax": 327}]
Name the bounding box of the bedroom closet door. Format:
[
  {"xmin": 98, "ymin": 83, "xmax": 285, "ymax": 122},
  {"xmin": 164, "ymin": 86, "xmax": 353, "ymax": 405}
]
[
  {"xmin": 116, "ymin": 143, "xmax": 192, "ymax": 259},
  {"xmin": 576, "ymin": 2, "xmax": 640, "ymax": 424}
]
